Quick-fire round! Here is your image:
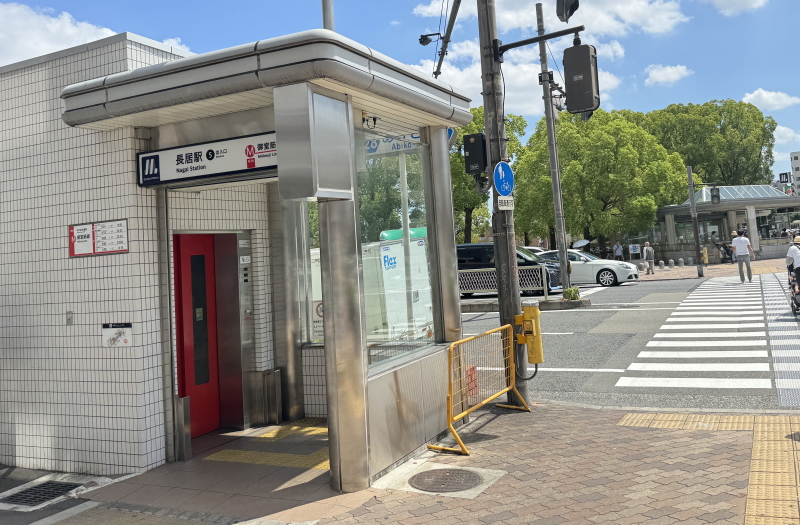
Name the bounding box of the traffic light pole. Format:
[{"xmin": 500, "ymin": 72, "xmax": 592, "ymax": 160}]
[
  {"xmin": 476, "ymin": 0, "xmax": 527, "ymax": 404},
  {"xmin": 536, "ymin": 3, "xmax": 571, "ymax": 290},
  {"xmin": 687, "ymin": 166, "xmax": 704, "ymax": 278}
]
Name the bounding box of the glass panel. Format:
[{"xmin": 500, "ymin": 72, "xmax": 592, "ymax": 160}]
[
  {"xmin": 190, "ymin": 255, "xmax": 210, "ymax": 385},
  {"xmin": 356, "ymin": 130, "xmax": 435, "ymax": 366}
]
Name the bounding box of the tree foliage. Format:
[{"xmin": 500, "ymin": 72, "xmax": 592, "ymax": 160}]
[
  {"xmin": 450, "ymin": 106, "xmax": 527, "ymax": 242},
  {"xmin": 515, "ymin": 110, "xmax": 688, "ymax": 241},
  {"xmin": 617, "ymin": 100, "xmax": 776, "ymax": 185}
]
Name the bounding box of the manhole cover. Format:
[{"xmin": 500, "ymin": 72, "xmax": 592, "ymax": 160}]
[
  {"xmin": 0, "ymin": 481, "xmax": 82, "ymax": 506},
  {"xmin": 408, "ymin": 468, "xmax": 483, "ymax": 493}
]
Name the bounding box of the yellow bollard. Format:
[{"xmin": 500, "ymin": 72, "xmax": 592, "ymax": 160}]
[
  {"xmin": 702, "ymin": 247, "xmax": 709, "ymax": 264},
  {"xmin": 515, "ymin": 305, "xmax": 544, "ymax": 364}
]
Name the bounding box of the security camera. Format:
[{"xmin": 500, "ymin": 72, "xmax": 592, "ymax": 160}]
[{"xmin": 419, "ymin": 35, "xmax": 433, "ymax": 46}]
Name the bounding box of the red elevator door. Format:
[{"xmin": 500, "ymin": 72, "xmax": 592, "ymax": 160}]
[{"xmin": 175, "ymin": 234, "xmax": 221, "ymax": 438}]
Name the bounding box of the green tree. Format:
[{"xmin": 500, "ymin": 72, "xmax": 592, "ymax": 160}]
[
  {"xmin": 619, "ymin": 100, "xmax": 777, "ymax": 185},
  {"xmin": 515, "ymin": 110, "xmax": 688, "ymax": 244},
  {"xmin": 451, "ymin": 106, "xmax": 527, "ymax": 243}
]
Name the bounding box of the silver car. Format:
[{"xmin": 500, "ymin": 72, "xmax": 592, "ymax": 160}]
[{"xmin": 538, "ymin": 249, "xmax": 640, "ymax": 286}]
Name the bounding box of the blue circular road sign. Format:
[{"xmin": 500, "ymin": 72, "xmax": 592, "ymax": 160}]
[{"xmin": 493, "ymin": 161, "xmax": 514, "ymax": 197}]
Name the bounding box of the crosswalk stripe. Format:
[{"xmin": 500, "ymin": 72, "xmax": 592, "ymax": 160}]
[
  {"xmin": 688, "ymin": 293, "xmax": 762, "ymax": 297},
  {"xmin": 681, "ymin": 299, "xmax": 762, "ymax": 304},
  {"xmin": 628, "ymin": 363, "xmax": 770, "ymax": 372},
  {"xmin": 665, "ymin": 317, "xmax": 764, "ymax": 321},
  {"xmin": 676, "ymin": 302, "xmax": 762, "ymax": 306},
  {"xmin": 646, "ymin": 340, "xmax": 766, "ymax": 347},
  {"xmin": 638, "ymin": 351, "xmax": 769, "ymax": 358},
  {"xmin": 654, "ymin": 332, "xmax": 766, "ymax": 338},
  {"xmin": 675, "ymin": 306, "xmax": 763, "ymax": 311},
  {"xmin": 616, "ymin": 377, "xmax": 772, "ymax": 389},
  {"xmin": 773, "ymin": 363, "xmax": 800, "ymax": 371},
  {"xmin": 670, "ymin": 311, "xmax": 763, "ymax": 316},
  {"xmin": 659, "ymin": 323, "xmax": 765, "ymax": 329}
]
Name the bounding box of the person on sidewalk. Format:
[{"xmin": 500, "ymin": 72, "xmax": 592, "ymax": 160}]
[
  {"xmin": 613, "ymin": 241, "xmax": 623, "ymax": 261},
  {"xmin": 730, "ymin": 231, "xmax": 738, "ymax": 263},
  {"xmin": 732, "ymin": 229, "xmax": 756, "ymax": 283},
  {"xmin": 787, "ymin": 236, "xmax": 800, "ymax": 293},
  {"xmin": 643, "ymin": 242, "xmax": 655, "ymax": 275}
]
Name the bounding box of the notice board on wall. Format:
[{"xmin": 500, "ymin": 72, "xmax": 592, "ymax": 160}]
[{"xmin": 69, "ymin": 219, "xmax": 128, "ymax": 257}]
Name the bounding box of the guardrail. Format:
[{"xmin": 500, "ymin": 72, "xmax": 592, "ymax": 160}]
[
  {"xmin": 458, "ymin": 266, "xmax": 555, "ymax": 298},
  {"xmin": 428, "ymin": 324, "xmax": 531, "ymax": 455}
]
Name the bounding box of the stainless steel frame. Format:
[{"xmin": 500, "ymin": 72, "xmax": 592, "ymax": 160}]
[
  {"xmin": 275, "ymin": 198, "xmax": 309, "ymax": 422},
  {"xmin": 156, "ymin": 187, "xmax": 177, "ymax": 462},
  {"xmin": 421, "ymin": 126, "xmax": 462, "ymax": 343}
]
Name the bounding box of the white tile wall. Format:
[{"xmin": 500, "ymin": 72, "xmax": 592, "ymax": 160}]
[{"xmin": 0, "ymin": 38, "xmax": 188, "ymax": 475}]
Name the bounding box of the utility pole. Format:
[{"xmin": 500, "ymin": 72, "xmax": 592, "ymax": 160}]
[
  {"xmin": 476, "ymin": 0, "xmax": 527, "ymax": 404},
  {"xmin": 687, "ymin": 166, "xmax": 704, "ymax": 278},
  {"xmin": 321, "ymin": 0, "xmax": 334, "ymax": 31},
  {"xmin": 536, "ymin": 3, "xmax": 571, "ymax": 290}
]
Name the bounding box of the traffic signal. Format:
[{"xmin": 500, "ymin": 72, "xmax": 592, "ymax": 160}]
[
  {"xmin": 710, "ymin": 187, "xmax": 720, "ymax": 204},
  {"xmin": 563, "ymin": 44, "xmax": 600, "ymax": 114},
  {"xmin": 463, "ymin": 133, "xmax": 488, "ymax": 175},
  {"xmin": 557, "ymin": 0, "xmax": 580, "ymax": 23}
]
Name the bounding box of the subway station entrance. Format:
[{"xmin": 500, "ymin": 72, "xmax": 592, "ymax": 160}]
[{"xmin": 60, "ymin": 29, "xmax": 471, "ymax": 492}]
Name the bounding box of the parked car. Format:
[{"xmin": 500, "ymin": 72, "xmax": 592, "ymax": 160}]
[
  {"xmin": 456, "ymin": 243, "xmax": 561, "ymax": 296},
  {"xmin": 525, "ymin": 246, "xmax": 545, "ymax": 254},
  {"xmin": 537, "ymin": 249, "xmax": 639, "ymax": 286}
]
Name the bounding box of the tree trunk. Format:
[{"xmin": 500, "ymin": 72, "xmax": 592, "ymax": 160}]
[
  {"xmin": 524, "ymin": 231, "xmax": 531, "ymax": 246},
  {"xmin": 549, "ymin": 226, "xmax": 556, "ymax": 251},
  {"xmin": 464, "ymin": 208, "xmax": 474, "ymax": 243},
  {"xmin": 597, "ymin": 233, "xmax": 607, "ymax": 254}
]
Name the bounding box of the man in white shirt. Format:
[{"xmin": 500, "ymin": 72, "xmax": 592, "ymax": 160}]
[
  {"xmin": 613, "ymin": 241, "xmax": 623, "ymax": 261},
  {"xmin": 787, "ymin": 236, "xmax": 800, "ymax": 292},
  {"xmin": 732, "ymin": 230, "xmax": 756, "ymax": 283}
]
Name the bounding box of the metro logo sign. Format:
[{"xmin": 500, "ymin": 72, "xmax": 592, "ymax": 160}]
[{"xmin": 137, "ymin": 132, "xmax": 278, "ymax": 186}]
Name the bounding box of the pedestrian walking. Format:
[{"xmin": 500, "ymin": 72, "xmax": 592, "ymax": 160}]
[
  {"xmin": 787, "ymin": 236, "xmax": 800, "ymax": 293},
  {"xmin": 613, "ymin": 241, "xmax": 623, "ymax": 261},
  {"xmin": 643, "ymin": 242, "xmax": 655, "ymax": 275},
  {"xmin": 732, "ymin": 229, "xmax": 756, "ymax": 283}
]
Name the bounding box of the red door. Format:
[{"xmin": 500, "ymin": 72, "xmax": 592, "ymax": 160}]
[{"xmin": 174, "ymin": 234, "xmax": 221, "ymax": 438}]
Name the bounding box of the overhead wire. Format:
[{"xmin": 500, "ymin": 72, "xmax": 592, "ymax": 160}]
[
  {"xmin": 433, "ymin": 0, "xmax": 450, "ymax": 74},
  {"xmin": 547, "ymin": 42, "xmax": 564, "ymax": 85}
]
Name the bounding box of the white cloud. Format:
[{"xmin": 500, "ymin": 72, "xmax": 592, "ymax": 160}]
[
  {"xmin": 390, "ymin": 20, "xmax": 401, "ymax": 26},
  {"xmin": 596, "ymin": 40, "xmax": 625, "ymax": 60},
  {"xmin": 162, "ymin": 37, "xmax": 190, "ymax": 53},
  {"xmin": 599, "ymin": 69, "xmax": 622, "ymax": 92},
  {"xmin": 644, "ymin": 64, "xmax": 694, "ymax": 86},
  {"xmin": 743, "ymin": 89, "xmax": 800, "ymax": 111},
  {"xmin": 0, "ymin": 3, "xmax": 115, "ymax": 66},
  {"xmin": 775, "ymin": 125, "xmax": 800, "ymax": 146},
  {"xmin": 413, "ymin": 0, "xmax": 688, "ymax": 37},
  {"xmin": 698, "ymin": 0, "xmax": 768, "ymax": 16}
]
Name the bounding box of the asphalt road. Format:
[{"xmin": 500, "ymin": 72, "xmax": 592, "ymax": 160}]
[{"xmin": 463, "ymin": 275, "xmax": 800, "ymax": 411}]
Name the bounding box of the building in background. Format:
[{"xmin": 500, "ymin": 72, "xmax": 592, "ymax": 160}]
[{"xmin": 792, "ymin": 152, "xmax": 800, "ymax": 195}]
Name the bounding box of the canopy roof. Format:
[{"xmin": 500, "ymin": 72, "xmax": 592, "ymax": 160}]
[{"xmin": 683, "ymin": 185, "xmax": 789, "ymax": 205}]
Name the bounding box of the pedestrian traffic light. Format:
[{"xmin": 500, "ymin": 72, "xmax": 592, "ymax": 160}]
[
  {"xmin": 557, "ymin": 0, "xmax": 580, "ymax": 23},
  {"xmin": 463, "ymin": 133, "xmax": 487, "ymax": 175},
  {"xmin": 710, "ymin": 187, "xmax": 720, "ymax": 204},
  {"xmin": 563, "ymin": 44, "xmax": 600, "ymax": 114}
]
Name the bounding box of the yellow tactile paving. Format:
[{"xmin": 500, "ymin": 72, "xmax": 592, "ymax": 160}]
[
  {"xmin": 719, "ymin": 421, "xmax": 757, "ymax": 431},
  {"xmin": 204, "ymin": 447, "xmax": 330, "ymax": 470},
  {"xmin": 649, "ymin": 419, "xmax": 686, "ymax": 429},
  {"xmin": 721, "ymin": 415, "xmax": 756, "ymax": 424},
  {"xmin": 754, "ymin": 443, "xmax": 794, "ymax": 454},
  {"xmin": 752, "ymin": 449, "xmax": 795, "ymax": 461},
  {"xmin": 682, "ymin": 420, "xmax": 719, "ymax": 431},
  {"xmin": 653, "ymin": 413, "xmax": 687, "ymax": 421},
  {"xmin": 746, "ymin": 499, "xmax": 800, "ymax": 519},
  {"xmin": 756, "ymin": 416, "xmax": 792, "ymax": 424},
  {"xmin": 748, "ymin": 485, "xmax": 798, "ymax": 501},
  {"xmin": 755, "ymin": 424, "xmax": 793, "ymax": 432},
  {"xmin": 750, "ymin": 472, "xmax": 798, "ymax": 486},
  {"xmin": 751, "ymin": 461, "xmax": 797, "ymax": 473},
  {"xmin": 616, "ymin": 413, "xmax": 655, "ymax": 426},
  {"xmin": 685, "ymin": 414, "xmax": 721, "ymax": 423},
  {"xmin": 254, "ymin": 418, "xmax": 328, "ymax": 442},
  {"xmin": 746, "ymin": 516, "xmax": 800, "ymax": 525}
]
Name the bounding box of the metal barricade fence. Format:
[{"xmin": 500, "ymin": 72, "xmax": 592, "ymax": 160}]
[
  {"xmin": 458, "ymin": 266, "xmax": 552, "ymax": 299},
  {"xmin": 428, "ymin": 325, "xmax": 531, "ymax": 455}
]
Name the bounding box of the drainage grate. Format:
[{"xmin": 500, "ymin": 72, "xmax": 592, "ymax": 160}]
[
  {"xmin": 408, "ymin": 468, "xmax": 483, "ymax": 493},
  {"xmin": 0, "ymin": 481, "xmax": 82, "ymax": 506}
]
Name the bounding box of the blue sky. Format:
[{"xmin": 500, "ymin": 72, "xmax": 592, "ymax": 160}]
[{"xmin": 1, "ymin": 0, "xmax": 798, "ymax": 176}]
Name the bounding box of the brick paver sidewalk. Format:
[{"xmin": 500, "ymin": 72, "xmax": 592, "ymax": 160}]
[
  {"xmin": 320, "ymin": 403, "xmax": 781, "ymax": 525},
  {"xmin": 638, "ymin": 258, "xmax": 785, "ymax": 282}
]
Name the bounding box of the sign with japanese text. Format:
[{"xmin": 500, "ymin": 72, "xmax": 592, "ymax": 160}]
[
  {"xmin": 365, "ymin": 133, "xmax": 421, "ymax": 157},
  {"xmin": 69, "ymin": 219, "xmax": 128, "ymax": 257},
  {"xmin": 137, "ymin": 133, "xmax": 278, "ymax": 186},
  {"xmin": 103, "ymin": 323, "xmax": 133, "ymax": 347},
  {"xmin": 498, "ymin": 196, "xmax": 514, "ymax": 210}
]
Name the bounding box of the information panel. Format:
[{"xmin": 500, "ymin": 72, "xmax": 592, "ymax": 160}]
[
  {"xmin": 69, "ymin": 219, "xmax": 128, "ymax": 257},
  {"xmin": 137, "ymin": 132, "xmax": 278, "ymax": 187}
]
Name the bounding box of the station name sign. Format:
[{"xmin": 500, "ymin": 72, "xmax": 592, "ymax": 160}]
[
  {"xmin": 137, "ymin": 133, "xmax": 278, "ymax": 187},
  {"xmin": 70, "ymin": 219, "xmax": 128, "ymax": 257}
]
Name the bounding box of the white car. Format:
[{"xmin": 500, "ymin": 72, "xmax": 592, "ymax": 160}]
[{"xmin": 538, "ymin": 249, "xmax": 640, "ymax": 286}]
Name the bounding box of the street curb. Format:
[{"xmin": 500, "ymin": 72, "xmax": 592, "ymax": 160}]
[
  {"xmin": 539, "ymin": 299, "xmax": 591, "ymax": 311},
  {"xmin": 527, "ymin": 397, "xmax": 800, "ymax": 415},
  {"xmin": 461, "ymin": 298, "xmax": 591, "ymax": 312}
]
